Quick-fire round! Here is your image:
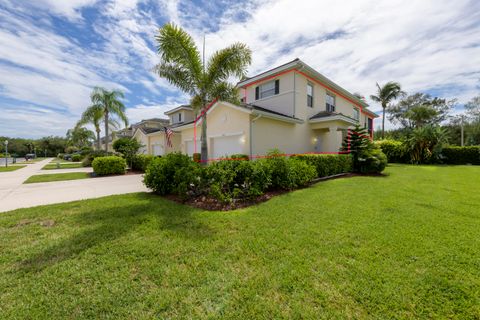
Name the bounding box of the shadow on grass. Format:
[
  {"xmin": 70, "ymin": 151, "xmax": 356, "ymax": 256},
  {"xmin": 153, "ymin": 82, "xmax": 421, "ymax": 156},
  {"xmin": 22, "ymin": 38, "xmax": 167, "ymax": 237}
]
[{"xmin": 17, "ymin": 194, "xmax": 213, "ymax": 273}]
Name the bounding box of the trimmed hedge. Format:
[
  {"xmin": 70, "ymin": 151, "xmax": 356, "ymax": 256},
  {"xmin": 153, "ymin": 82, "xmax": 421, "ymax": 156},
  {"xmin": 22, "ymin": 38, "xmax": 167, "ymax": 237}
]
[
  {"xmin": 292, "ymin": 154, "xmax": 352, "ymax": 177},
  {"xmin": 442, "ymin": 146, "xmax": 480, "ymax": 165},
  {"xmin": 92, "ymin": 156, "xmax": 126, "ymax": 175},
  {"xmin": 375, "ymin": 140, "xmax": 407, "ymax": 163},
  {"xmin": 131, "ymin": 154, "xmax": 156, "ymax": 172},
  {"xmin": 71, "ymin": 154, "xmax": 82, "ymax": 162}
]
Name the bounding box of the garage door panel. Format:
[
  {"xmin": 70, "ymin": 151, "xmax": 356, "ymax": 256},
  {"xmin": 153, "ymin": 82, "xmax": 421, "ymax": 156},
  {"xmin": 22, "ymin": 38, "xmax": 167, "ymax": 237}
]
[{"xmin": 211, "ymin": 135, "xmax": 242, "ymax": 159}]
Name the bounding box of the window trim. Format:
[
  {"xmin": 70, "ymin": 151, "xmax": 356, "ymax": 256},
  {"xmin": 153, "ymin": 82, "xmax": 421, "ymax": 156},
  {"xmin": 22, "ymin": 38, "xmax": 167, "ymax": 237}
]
[
  {"xmin": 256, "ymin": 79, "xmax": 279, "ymax": 100},
  {"xmin": 353, "ymin": 107, "xmax": 360, "ymax": 121},
  {"xmin": 326, "ymin": 92, "xmax": 336, "ymax": 112},
  {"xmin": 307, "ymin": 82, "xmax": 314, "ymax": 108}
]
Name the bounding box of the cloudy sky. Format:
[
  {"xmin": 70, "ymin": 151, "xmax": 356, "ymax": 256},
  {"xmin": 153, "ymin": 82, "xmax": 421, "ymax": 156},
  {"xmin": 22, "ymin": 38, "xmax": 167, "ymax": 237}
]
[{"xmin": 0, "ymin": 0, "xmax": 479, "ymax": 138}]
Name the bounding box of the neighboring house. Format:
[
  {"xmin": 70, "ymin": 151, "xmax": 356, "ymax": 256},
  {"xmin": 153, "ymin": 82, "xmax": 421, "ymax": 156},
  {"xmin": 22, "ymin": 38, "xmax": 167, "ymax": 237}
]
[{"xmin": 100, "ymin": 118, "xmax": 169, "ymax": 152}]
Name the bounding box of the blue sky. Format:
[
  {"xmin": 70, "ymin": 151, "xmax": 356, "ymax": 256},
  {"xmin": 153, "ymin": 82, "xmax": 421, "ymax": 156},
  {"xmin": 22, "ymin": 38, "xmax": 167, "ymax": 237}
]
[{"xmin": 0, "ymin": 0, "xmax": 479, "ymax": 138}]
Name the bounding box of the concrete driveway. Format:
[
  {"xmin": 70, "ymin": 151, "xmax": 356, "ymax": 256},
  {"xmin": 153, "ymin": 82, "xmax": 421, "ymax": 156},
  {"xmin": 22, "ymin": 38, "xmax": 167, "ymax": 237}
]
[{"xmin": 0, "ymin": 158, "xmax": 149, "ymax": 213}]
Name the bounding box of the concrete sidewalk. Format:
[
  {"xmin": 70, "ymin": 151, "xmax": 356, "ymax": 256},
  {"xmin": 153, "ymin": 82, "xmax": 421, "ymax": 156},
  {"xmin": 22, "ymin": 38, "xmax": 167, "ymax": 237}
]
[{"xmin": 0, "ymin": 158, "xmax": 149, "ymax": 212}]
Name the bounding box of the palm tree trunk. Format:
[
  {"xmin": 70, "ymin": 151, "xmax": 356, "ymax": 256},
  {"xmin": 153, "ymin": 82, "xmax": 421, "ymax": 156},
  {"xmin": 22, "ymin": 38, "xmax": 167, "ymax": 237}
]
[
  {"xmin": 382, "ymin": 104, "xmax": 386, "ymax": 139},
  {"xmin": 200, "ymin": 110, "xmax": 208, "ymax": 165},
  {"xmin": 96, "ymin": 128, "xmax": 101, "ymax": 151},
  {"xmin": 104, "ymin": 110, "xmax": 109, "ymax": 153}
]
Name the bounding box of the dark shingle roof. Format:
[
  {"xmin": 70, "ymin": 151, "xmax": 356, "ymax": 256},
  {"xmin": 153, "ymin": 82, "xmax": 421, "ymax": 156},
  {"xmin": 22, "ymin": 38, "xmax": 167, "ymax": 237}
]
[
  {"xmin": 310, "ymin": 111, "xmax": 356, "ymax": 122},
  {"xmin": 241, "ymin": 103, "xmax": 302, "ymax": 121}
]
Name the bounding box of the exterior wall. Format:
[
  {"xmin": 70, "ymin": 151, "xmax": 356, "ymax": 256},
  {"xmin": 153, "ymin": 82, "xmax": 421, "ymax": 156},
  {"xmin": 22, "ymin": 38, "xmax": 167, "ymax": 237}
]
[
  {"xmin": 148, "ymin": 132, "xmax": 182, "ymax": 155},
  {"xmin": 245, "ymin": 71, "xmax": 296, "ymax": 117},
  {"xmin": 133, "ymin": 130, "xmax": 149, "ymax": 154},
  {"xmin": 179, "ymin": 102, "xmax": 250, "ymax": 157},
  {"xmin": 168, "ymin": 109, "xmax": 195, "ymax": 125}
]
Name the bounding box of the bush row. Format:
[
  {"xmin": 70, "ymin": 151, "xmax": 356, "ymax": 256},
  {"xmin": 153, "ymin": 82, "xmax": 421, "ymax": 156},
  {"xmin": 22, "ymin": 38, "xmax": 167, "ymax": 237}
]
[
  {"xmin": 144, "ymin": 151, "xmax": 354, "ymax": 203},
  {"xmin": 131, "ymin": 154, "xmax": 156, "ymax": 172},
  {"xmin": 376, "ymin": 140, "xmax": 480, "ymax": 165},
  {"xmin": 441, "ymin": 146, "xmax": 480, "ymax": 165}
]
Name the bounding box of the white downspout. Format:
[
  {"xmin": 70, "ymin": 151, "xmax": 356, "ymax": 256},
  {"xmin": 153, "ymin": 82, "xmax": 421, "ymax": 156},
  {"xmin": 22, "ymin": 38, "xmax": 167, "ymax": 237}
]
[{"xmin": 250, "ymin": 114, "xmax": 262, "ymax": 159}]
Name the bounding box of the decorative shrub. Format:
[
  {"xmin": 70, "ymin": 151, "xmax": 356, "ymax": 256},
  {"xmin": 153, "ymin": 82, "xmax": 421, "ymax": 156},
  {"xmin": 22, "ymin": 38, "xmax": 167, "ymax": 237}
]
[
  {"xmin": 260, "ymin": 149, "xmax": 316, "ymax": 190},
  {"xmin": 192, "ymin": 153, "xmax": 201, "ymax": 163},
  {"xmin": 131, "ymin": 154, "xmax": 156, "ymax": 172},
  {"xmin": 358, "ymin": 146, "xmax": 388, "ymax": 173},
  {"xmin": 375, "ymin": 140, "xmax": 407, "ymax": 163},
  {"xmin": 205, "ymin": 159, "xmax": 271, "ymax": 203},
  {"xmin": 143, "ymin": 153, "xmax": 199, "ymax": 195},
  {"xmin": 82, "ymin": 150, "xmax": 113, "ymax": 167},
  {"xmin": 92, "ymin": 156, "xmax": 126, "ymax": 175},
  {"xmin": 71, "ymin": 154, "xmax": 82, "ymax": 162},
  {"xmin": 292, "ymin": 154, "xmax": 352, "ymax": 177},
  {"xmin": 441, "ymin": 146, "xmax": 480, "ymax": 165}
]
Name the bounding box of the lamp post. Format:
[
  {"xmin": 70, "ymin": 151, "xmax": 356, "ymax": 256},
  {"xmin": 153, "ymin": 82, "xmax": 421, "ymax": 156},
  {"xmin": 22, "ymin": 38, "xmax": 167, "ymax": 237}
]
[{"xmin": 4, "ymin": 140, "xmax": 8, "ymax": 168}]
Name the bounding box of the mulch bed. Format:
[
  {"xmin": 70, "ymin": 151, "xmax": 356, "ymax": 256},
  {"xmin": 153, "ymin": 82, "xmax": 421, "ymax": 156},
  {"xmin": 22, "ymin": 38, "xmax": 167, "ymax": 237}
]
[{"xmin": 165, "ymin": 172, "xmax": 387, "ymax": 211}]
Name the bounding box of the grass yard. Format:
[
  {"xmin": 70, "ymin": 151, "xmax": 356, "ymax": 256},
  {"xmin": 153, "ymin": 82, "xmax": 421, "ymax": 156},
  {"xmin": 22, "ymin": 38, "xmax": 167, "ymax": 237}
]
[
  {"xmin": 23, "ymin": 172, "xmax": 90, "ymax": 184},
  {"xmin": 1, "ymin": 164, "xmax": 480, "ymax": 319},
  {"xmin": 0, "ymin": 165, "xmax": 26, "ymax": 172},
  {"xmin": 42, "ymin": 162, "xmax": 83, "ymax": 170}
]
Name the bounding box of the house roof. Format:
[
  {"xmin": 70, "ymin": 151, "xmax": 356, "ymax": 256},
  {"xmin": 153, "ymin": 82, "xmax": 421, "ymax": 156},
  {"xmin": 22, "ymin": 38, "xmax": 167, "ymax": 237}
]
[
  {"xmin": 309, "ymin": 111, "xmax": 358, "ymax": 125},
  {"xmin": 164, "ymin": 105, "xmax": 193, "ymax": 115},
  {"xmin": 241, "ymin": 103, "xmax": 303, "ymax": 122},
  {"xmin": 237, "ymin": 58, "xmax": 378, "ymax": 118},
  {"xmin": 140, "ymin": 127, "xmax": 163, "ymax": 134}
]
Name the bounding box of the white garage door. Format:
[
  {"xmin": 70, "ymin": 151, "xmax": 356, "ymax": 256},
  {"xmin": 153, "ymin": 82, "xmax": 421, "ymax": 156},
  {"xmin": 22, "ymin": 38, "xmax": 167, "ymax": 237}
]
[
  {"xmin": 152, "ymin": 144, "xmax": 163, "ymax": 156},
  {"xmin": 211, "ymin": 134, "xmax": 243, "ymax": 159}
]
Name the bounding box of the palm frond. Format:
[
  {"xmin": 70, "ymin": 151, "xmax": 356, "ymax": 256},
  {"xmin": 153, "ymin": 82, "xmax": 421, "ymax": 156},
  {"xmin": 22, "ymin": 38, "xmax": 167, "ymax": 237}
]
[
  {"xmin": 206, "ymin": 43, "xmax": 252, "ymax": 86},
  {"xmin": 154, "ymin": 62, "xmax": 198, "ymax": 96},
  {"xmin": 155, "ymin": 23, "xmax": 203, "ymax": 83},
  {"xmin": 210, "ymin": 82, "xmax": 241, "ymax": 105}
]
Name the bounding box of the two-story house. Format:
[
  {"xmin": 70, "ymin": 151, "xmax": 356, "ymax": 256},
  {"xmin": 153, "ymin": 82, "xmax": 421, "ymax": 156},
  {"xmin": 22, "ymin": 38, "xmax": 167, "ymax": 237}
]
[{"xmin": 134, "ymin": 59, "xmax": 378, "ymax": 159}]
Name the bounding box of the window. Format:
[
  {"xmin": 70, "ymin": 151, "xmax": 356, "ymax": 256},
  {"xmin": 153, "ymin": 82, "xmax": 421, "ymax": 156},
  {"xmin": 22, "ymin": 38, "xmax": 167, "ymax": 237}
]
[
  {"xmin": 353, "ymin": 107, "xmax": 359, "ymax": 121},
  {"xmin": 178, "ymin": 113, "xmax": 182, "ymax": 122},
  {"xmin": 255, "ymin": 79, "xmax": 279, "ymax": 100},
  {"xmin": 326, "ymin": 93, "xmax": 335, "ymax": 112},
  {"xmin": 307, "ymin": 83, "xmax": 314, "ymax": 107}
]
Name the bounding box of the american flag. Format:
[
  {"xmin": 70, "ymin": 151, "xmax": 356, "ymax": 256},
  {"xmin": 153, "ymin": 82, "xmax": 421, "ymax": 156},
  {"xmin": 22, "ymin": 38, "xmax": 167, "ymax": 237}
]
[{"xmin": 164, "ymin": 127, "xmax": 173, "ymax": 148}]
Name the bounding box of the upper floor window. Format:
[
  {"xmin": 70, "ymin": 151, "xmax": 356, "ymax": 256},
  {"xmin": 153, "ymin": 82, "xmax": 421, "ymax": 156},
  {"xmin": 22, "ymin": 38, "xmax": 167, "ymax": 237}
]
[
  {"xmin": 178, "ymin": 113, "xmax": 182, "ymax": 122},
  {"xmin": 326, "ymin": 93, "xmax": 335, "ymax": 112},
  {"xmin": 353, "ymin": 107, "xmax": 359, "ymax": 121},
  {"xmin": 307, "ymin": 83, "xmax": 314, "ymax": 107},
  {"xmin": 255, "ymin": 79, "xmax": 279, "ymax": 100}
]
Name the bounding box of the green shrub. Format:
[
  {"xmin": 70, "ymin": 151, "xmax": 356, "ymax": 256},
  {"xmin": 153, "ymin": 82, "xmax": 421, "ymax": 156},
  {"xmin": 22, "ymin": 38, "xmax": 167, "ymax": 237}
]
[
  {"xmin": 143, "ymin": 153, "xmax": 199, "ymax": 195},
  {"xmin": 82, "ymin": 150, "xmax": 113, "ymax": 167},
  {"xmin": 71, "ymin": 154, "xmax": 82, "ymax": 162},
  {"xmin": 57, "ymin": 153, "xmax": 65, "ymax": 159},
  {"xmin": 260, "ymin": 149, "xmax": 316, "ymax": 190},
  {"xmin": 358, "ymin": 146, "xmax": 388, "ymax": 173},
  {"xmin": 131, "ymin": 154, "xmax": 156, "ymax": 172},
  {"xmin": 441, "ymin": 146, "xmax": 480, "ymax": 165},
  {"xmin": 375, "ymin": 140, "xmax": 407, "ymax": 163},
  {"xmin": 92, "ymin": 156, "xmax": 126, "ymax": 175},
  {"xmin": 292, "ymin": 154, "xmax": 352, "ymax": 177},
  {"xmin": 205, "ymin": 159, "xmax": 271, "ymax": 203}
]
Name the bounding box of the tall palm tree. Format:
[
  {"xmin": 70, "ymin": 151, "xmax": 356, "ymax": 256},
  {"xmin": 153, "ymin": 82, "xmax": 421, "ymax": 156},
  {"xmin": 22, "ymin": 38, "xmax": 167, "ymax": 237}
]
[
  {"xmin": 370, "ymin": 82, "xmax": 405, "ymax": 139},
  {"xmin": 89, "ymin": 87, "xmax": 128, "ymax": 152},
  {"xmin": 76, "ymin": 105, "xmax": 119, "ymax": 150},
  {"xmin": 154, "ymin": 23, "xmax": 251, "ymax": 163}
]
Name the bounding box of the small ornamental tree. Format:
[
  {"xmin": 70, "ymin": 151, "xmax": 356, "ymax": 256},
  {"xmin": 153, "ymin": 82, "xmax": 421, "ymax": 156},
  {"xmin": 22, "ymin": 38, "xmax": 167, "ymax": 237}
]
[
  {"xmin": 113, "ymin": 138, "xmax": 143, "ymax": 168},
  {"xmin": 342, "ymin": 125, "xmax": 387, "ymax": 173}
]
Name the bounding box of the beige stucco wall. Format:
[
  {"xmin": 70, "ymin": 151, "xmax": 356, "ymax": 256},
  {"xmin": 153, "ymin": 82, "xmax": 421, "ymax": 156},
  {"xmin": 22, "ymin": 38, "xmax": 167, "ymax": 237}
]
[
  {"xmin": 133, "ymin": 130, "xmax": 149, "ymax": 154},
  {"xmin": 179, "ymin": 102, "xmax": 250, "ymax": 157}
]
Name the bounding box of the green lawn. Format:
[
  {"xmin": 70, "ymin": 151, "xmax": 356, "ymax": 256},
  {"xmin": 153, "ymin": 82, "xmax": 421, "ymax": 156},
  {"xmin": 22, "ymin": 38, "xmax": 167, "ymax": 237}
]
[
  {"xmin": 0, "ymin": 165, "xmax": 26, "ymax": 172},
  {"xmin": 1, "ymin": 165, "xmax": 480, "ymax": 319},
  {"xmin": 42, "ymin": 162, "xmax": 83, "ymax": 170},
  {"xmin": 23, "ymin": 172, "xmax": 90, "ymax": 184}
]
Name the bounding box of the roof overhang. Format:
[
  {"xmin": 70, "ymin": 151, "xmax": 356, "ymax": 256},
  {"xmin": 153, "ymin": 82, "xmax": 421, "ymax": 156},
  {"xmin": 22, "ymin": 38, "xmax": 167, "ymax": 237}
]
[
  {"xmin": 164, "ymin": 105, "xmax": 193, "ymax": 115},
  {"xmin": 252, "ymin": 109, "xmax": 304, "ymax": 124},
  {"xmin": 309, "ymin": 114, "xmax": 358, "ymax": 126}
]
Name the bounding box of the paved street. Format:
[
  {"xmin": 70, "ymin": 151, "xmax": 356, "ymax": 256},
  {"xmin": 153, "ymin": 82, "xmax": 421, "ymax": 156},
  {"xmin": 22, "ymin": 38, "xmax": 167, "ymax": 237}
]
[{"xmin": 0, "ymin": 158, "xmax": 149, "ymax": 212}]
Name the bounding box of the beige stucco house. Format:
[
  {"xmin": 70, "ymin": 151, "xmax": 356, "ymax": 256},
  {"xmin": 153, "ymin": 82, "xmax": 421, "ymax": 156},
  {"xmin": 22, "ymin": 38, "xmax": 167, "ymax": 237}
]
[{"xmin": 134, "ymin": 59, "xmax": 378, "ymax": 159}]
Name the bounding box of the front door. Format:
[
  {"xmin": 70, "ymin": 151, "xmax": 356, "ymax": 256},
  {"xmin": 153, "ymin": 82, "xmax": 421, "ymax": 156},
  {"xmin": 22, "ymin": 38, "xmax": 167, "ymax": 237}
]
[{"xmin": 314, "ymin": 135, "xmax": 322, "ymax": 153}]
